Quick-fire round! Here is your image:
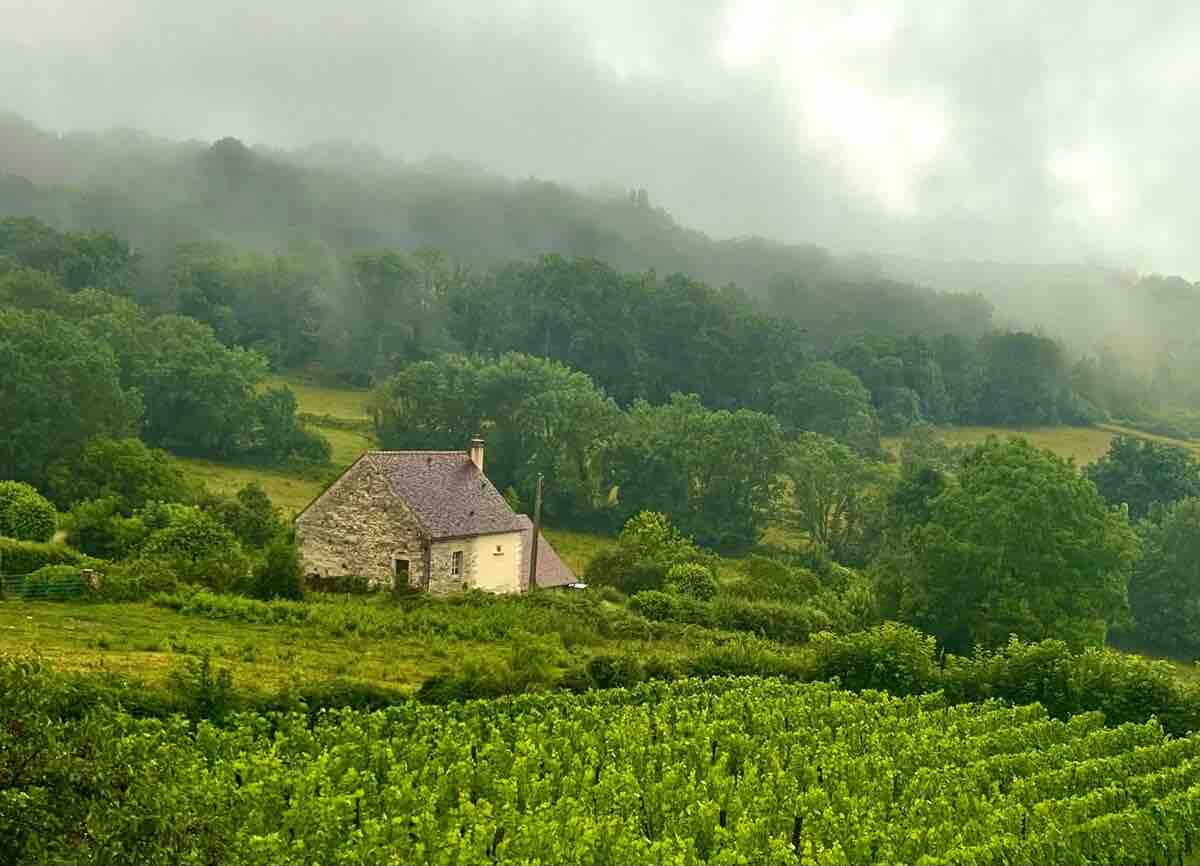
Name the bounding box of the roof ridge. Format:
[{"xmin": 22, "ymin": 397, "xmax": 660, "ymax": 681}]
[{"xmin": 368, "ymin": 449, "xmax": 468, "ymax": 455}]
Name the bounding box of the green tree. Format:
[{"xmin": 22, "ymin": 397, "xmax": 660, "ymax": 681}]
[
  {"xmin": 894, "ymin": 438, "xmax": 1138, "ymax": 651},
  {"xmin": 975, "ymin": 332, "xmax": 1097, "ymax": 426},
  {"xmin": 0, "ymin": 481, "xmax": 57, "ymax": 542},
  {"xmin": 1127, "ymin": 497, "xmax": 1200, "ymax": 656},
  {"xmin": 601, "ymin": 394, "xmax": 783, "ymax": 550},
  {"xmin": 204, "ymin": 482, "xmax": 282, "ymax": 548},
  {"xmin": 134, "ymin": 505, "xmax": 249, "ymax": 590},
  {"xmin": 0, "ymin": 309, "xmax": 140, "ymax": 486},
  {"xmin": 250, "ymin": 535, "xmax": 305, "ymax": 600},
  {"xmin": 771, "ymin": 361, "xmax": 880, "ymax": 452},
  {"xmin": 1086, "ymin": 435, "xmax": 1200, "ymax": 522},
  {"xmin": 46, "ymin": 436, "xmax": 189, "ymax": 511},
  {"xmin": 782, "ymin": 432, "xmax": 887, "ymax": 564},
  {"xmin": 373, "ymin": 353, "xmax": 619, "ymax": 523}
]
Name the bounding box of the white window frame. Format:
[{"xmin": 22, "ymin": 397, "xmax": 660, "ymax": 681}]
[{"xmin": 451, "ymin": 550, "xmax": 463, "ymax": 576}]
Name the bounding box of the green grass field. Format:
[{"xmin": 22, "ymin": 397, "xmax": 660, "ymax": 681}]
[
  {"xmin": 0, "ymin": 598, "xmax": 453, "ymax": 692},
  {"xmin": 885, "ymin": 422, "xmax": 1200, "ymax": 467},
  {"xmin": 262, "ymin": 373, "xmax": 372, "ymax": 420}
]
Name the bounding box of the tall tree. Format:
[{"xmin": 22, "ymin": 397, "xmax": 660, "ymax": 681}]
[
  {"xmin": 0, "ymin": 309, "xmax": 141, "ymax": 486},
  {"xmin": 1128, "ymin": 497, "xmax": 1200, "ymax": 656},
  {"xmin": 1087, "ymin": 435, "xmax": 1200, "ymax": 522},
  {"xmin": 771, "ymin": 361, "xmax": 880, "ymax": 453},
  {"xmin": 600, "ymin": 393, "xmax": 784, "ymax": 551},
  {"xmin": 782, "ymin": 432, "xmax": 887, "ymax": 563},
  {"xmin": 891, "ymin": 438, "xmax": 1138, "ymax": 651}
]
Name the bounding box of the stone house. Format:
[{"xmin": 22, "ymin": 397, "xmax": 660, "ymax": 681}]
[{"xmin": 295, "ymin": 439, "xmax": 575, "ymax": 593}]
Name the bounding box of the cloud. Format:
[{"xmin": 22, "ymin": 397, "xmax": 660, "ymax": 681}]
[{"xmin": 3, "ymin": 0, "xmax": 1200, "ymax": 276}]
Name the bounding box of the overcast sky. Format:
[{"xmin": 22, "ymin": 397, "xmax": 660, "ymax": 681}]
[{"xmin": 3, "ymin": 1, "xmax": 1199, "ymax": 276}]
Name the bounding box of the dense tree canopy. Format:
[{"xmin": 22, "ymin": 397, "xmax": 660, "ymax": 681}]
[
  {"xmin": 1128, "ymin": 497, "xmax": 1200, "ymax": 656},
  {"xmin": 45, "ymin": 436, "xmax": 189, "ymax": 512},
  {"xmin": 1086, "ymin": 435, "xmax": 1200, "ymax": 522},
  {"xmin": 783, "ymin": 432, "xmax": 886, "ymax": 563},
  {"xmin": 0, "ymin": 308, "xmax": 141, "ymax": 486},
  {"xmin": 373, "ymin": 353, "xmax": 619, "ymax": 523},
  {"xmin": 890, "ymin": 438, "xmax": 1138, "ymax": 651},
  {"xmin": 599, "ymin": 394, "xmax": 784, "ymax": 550}
]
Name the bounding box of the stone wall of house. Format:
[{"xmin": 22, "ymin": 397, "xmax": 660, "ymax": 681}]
[
  {"xmin": 296, "ymin": 458, "xmax": 428, "ymax": 590},
  {"xmin": 428, "ymin": 540, "xmax": 468, "ymax": 595}
]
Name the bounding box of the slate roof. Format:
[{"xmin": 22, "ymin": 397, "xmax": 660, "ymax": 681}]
[
  {"xmin": 366, "ymin": 451, "xmax": 526, "ymax": 540},
  {"xmin": 517, "ymin": 515, "xmax": 577, "ymax": 589}
]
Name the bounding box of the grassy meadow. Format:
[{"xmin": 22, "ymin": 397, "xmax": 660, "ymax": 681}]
[{"xmin": 884, "ymin": 422, "xmax": 1200, "ymax": 466}]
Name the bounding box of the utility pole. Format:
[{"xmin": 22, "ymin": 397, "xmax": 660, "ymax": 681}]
[{"xmin": 528, "ymin": 473, "xmax": 543, "ymax": 591}]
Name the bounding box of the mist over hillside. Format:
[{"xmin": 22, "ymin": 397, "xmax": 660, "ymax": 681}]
[{"xmin": 5, "ymin": 110, "xmax": 1200, "ymax": 369}]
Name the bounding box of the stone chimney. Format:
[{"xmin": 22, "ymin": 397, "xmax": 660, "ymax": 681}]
[{"xmin": 468, "ymin": 436, "xmax": 485, "ymax": 473}]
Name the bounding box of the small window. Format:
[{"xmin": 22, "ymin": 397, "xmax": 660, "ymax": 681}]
[
  {"xmin": 394, "ymin": 558, "xmax": 410, "ymax": 581},
  {"xmin": 494, "ymin": 544, "xmax": 503, "ymax": 555},
  {"xmin": 451, "ymin": 550, "xmax": 463, "ymax": 576}
]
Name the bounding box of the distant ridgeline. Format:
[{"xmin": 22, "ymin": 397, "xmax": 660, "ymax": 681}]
[{"xmin": 3, "ymin": 112, "xmax": 1200, "ymax": 441}]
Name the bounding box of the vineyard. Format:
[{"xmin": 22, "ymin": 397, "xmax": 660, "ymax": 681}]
[{"xmin": 11, "ymin": 671, "xmax": 1200, "ymax": 865}]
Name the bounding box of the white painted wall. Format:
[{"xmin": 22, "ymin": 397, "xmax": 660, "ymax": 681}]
[{"xmin": 467, "ymin": 531, "xmax": 522, "ymax": 593}]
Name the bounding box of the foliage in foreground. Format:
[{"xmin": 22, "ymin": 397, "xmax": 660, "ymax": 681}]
[{"xmin": 5, "ymin": 658, "xmax": 1200, "ymax": 866}]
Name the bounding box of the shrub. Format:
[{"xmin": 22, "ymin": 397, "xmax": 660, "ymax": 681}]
[
  {"xmin": 595, "ymin": 584, "xmax": 626, "ymax": 604},
  {"xmin": 65, "ymin": 497, "xmax": 150, "ymax": 559},
  {"xmin": 133, "ymin": 506, "xmax": 249, "ymax": 591},
  {"xmin": 92, "ymin": 566, "xmax": 151, "ymax": 602},
  {"xmin": 584, "ymin": 551, "xmax": 669, "ymax": 595},
  {"xmin": 20, "ymin": 565, "xmax": 84, "ymax": 600},
  {"xmin": 581, "ymin": 653, "xmax": 646, "ymax": 689},
  {"xmin": 0, "ymin": 480, "xmax": 56, "ymax": 542},
  {"xmin": 686, "ymin": 636, "xmax": 807, "ymax": 680},
  {"xmin": 417, "ymin": 631, "xmax": 567, "ymax": 704},
  {"xmin": 305, "ymin": 572, "xmax": 373, "ymax": 594},
  {"xmin": 167, "ymin": 650, "xmax": 236, "ymax": 722},
  {"xmin": 666, "ymin": 562, "xmax": 719, "ymax": 601},
  {"xmin": 734, "ymin": 555, "xmax": 821, "ymax": 602},
  {"xmin": 0, "ymin": 537, "xmax": 89, "ymax": 575},
  {"xmin": 806, "ymin": 623, "xmax": 940, "ymax": 695},
  {"xmin": 944, "ymin": 638, "xmax": 1200, "ymax": 736},
  {"xmin": 203, "ymin": 483, "xmax": 282, "ymax": 549},
  {"xmin": 585, "ymin": 511, "xmax": 714, "ymax": 596},
  {"xmin": 709, "ymin": 596, "xmax": 818, "ymax": 643},
  {"xmin": 249, "ymin": 536, "xmax": 304, "ymax": 600},
  {"xmin": 627, "ymin": 590, "xmax": 681, "ymax": 622}
]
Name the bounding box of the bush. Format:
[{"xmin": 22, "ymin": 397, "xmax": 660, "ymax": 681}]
[
  {"xmin": 627, "ymin": 590, "xmax": 681, "ymax": 622},
  {"xmin": 806, "ymin": 623, "xmax": 940, "ymax": 695},
  {"xmin": 944, "ymin": 638, "xmax": 1200, "ymax": 736},
  {"xmin": 666, "ymin": 562, "xmax": 719, "ymax": 600},
  {"xmin": 733, "ymin": 555, "xmax": 821, "ymax": 602},
  {"xmin": 64, "ymin": 497, "xmax": 150, "ymax": 559},
  {"xmin": 305, "ymin": 572, "xmax": 373, "ymax": 594},
  {"xmin": 583, "ymin": 550, "xmax": 669, "ymax": 595},
  {"xmin": 0, "ymin": 537, "xmax": 89, "ymax": 575},
  {"xmin": 203, "ymin": 483, "xmax": 282, "ymax": 549},
  {"xmin": 249, "ymin": 536, "xmax": 304, "ymax": 600},
  {"xmin": 709, "ymin": 596, "xmax": 818, "ymax": 643},
  {"xmin": 133, "ymin": 506, "xmax": 250, "ymax": 591},
  {"xmin": 167, "ymin": 650, "xmax": 235, "ymax": 722},
  {"xmin": 92, "ymin": 566, "xmax": 152, "ymax": 602},
  {"xmin": 0, "ymin": 480, "xmax": 56, "ymax": 542},
  {"xmin": 585, "ymin": 512, "xmax": 715, "ymax": 596},
  {"xmin": 417, "ymin": 631, "xmax": 567, "ymax": 704},
  {"xmin": 686, "ymin": 636, "xmax": 807, "ymax": 680},
  {"xmin": 580, "ymin": 653, "xmax": 646, "ymax": 689},
  {"xmin": 20, "ymin": 565, "xmax": 84, "ymax": 600}
]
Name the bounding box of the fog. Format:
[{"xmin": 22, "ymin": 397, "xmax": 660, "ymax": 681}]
[{"xmin": 3, "ymin": 1, "xmax": 1200, "ymax": 277}]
